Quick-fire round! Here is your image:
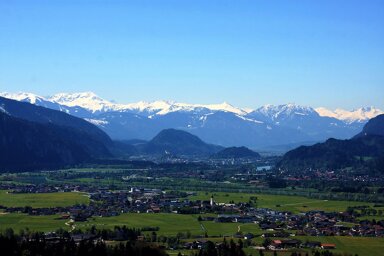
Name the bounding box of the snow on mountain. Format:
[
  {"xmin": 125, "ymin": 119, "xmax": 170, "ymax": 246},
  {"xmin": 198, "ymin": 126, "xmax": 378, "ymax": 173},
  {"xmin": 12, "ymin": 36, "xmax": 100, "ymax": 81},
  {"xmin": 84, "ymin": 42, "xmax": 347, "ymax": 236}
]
[
  {"xmin": 201, "ymin": 102, "xmax": 250, "ymax": 115},
  {"xmin": 315, "ymin": 107, "xmax": 336, "ymax": 118},
  {"xmin": 153, "ymin": 101, "xmax": 248, "ymax": 116},
  {"xmin": 315, "ymin": 107, "xmax": 384, "ymax": 123},
  {"xmin": 2, "ymin": 91, "xmax": 380, "ymax": 149},
  {"xmin": 123, "ymin": 100, "xmax": 174, "ymax": 114},
  {"xmin": 49, "ymin": 92, "xmax": 118, "ymax": 113},
  {"xmin": 236, "ymin": 115, "xmax": 264, "ymax": 124},
  {"xmin": 84, "ymin": 118, "xmax": 109, "ymax": 127},
  {"xmin": 0, "ymin": 105, "xmax": 8, "ymax": 114},
  {"xmin": 1, "ymin": 92, "xmax": 382, "ymax": 124},
  {"xmin": 121, "ymin": 100, "xmax": 205, "ymax": 116},
  {"xmin": 0, "ymin": 92, "xmax": 73, "ymax": 113},
  {"xmin": 48, "ymin": 92, "xmax": 249, "ymax": 116},
  {"xmin": 0, "ymin": 92, "xmax": 49, "ymax": 105},
  {"xmin": 250, "ymin": 103, "xmax": 317, "ymax": 121}
]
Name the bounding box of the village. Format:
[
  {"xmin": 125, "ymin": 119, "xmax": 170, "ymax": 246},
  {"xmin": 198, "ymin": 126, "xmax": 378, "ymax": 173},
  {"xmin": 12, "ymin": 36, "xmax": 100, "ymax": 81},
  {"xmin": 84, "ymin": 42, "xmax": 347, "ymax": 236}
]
[{"xmin": 1, "ymin": 182, "xmax": 383, "ymax": 250}]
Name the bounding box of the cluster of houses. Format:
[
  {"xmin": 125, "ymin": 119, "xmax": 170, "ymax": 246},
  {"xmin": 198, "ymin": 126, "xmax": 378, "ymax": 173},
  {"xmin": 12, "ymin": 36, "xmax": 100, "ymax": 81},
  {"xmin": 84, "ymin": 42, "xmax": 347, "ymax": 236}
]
[
  {"xmin": 268, "ymin": 239, "xmax": 336, "ymax": 250},
  {"xmin": 0, "ymin": 183, "xmax": 86, "ymax": 193},
  {"xmin": 207, "ymin": 209, "xmax": 384, "ymax": 238},
  {"xmin": 180, "ymin": 238, "xmax": 336, "ymax": 252},
  {"xmin": 281, "ymin": 169, "xmax": 383, "ymax": 184}
]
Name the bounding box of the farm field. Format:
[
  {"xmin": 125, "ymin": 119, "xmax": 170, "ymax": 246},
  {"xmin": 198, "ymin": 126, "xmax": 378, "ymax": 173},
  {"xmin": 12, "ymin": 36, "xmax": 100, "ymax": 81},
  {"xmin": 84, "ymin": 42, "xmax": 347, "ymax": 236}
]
[
  {"xmin": 0, "ymin": 212, "xmax": 262, "ymax": 237},
  {"xmin": 77, "ymin": 213, "xmax": 203, "ymax": 236},
  {"xmin": 295, "ymin": 236, "xmax": 384, "ymax": 256},
  {"xmin": 0, "ymin": 213, "xmax": 68, "ymax": 232},
  {"xmin": 75, "ymin": 213, "xmax": 263, "ymax": 237},
  {"xmin": 189, "ymin": 191, "xmax": 384, "ymax": 213},
  {"xmin": 0, "ymin": 190, "xmax": 89, "ymax": 208}
]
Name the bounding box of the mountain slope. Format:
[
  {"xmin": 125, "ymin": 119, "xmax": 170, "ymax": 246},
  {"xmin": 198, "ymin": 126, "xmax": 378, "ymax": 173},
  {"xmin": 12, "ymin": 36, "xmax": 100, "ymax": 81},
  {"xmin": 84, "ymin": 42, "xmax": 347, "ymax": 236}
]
[
  {"xmin": 354, "ymin": 114, "xmax": 384, "ymax": 138},
  {"xmin": 0, "ymin": 96, "xmax": 112, "ymax": 157},
  {"xmin": 138, "ymin": 129, "xmax": 223, "ymax": 156},
  {"xmin": 278, "ymin": 114, "xmax": 384, "ymax": 172},
  {"xmin": 0, "ymin": 112, "xmax": 92, "ymax": 171},
  {"xmin": 0, "ymin": 97, "xmax": 116, "ymax": 171}
]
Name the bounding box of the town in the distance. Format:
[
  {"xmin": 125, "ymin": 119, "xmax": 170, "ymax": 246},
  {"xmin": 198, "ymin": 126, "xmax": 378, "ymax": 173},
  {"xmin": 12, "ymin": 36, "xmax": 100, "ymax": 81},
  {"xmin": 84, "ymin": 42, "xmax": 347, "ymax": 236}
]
[{"xmin": 0, "ymin": 92, "xmax": 383, "ymax": 256}]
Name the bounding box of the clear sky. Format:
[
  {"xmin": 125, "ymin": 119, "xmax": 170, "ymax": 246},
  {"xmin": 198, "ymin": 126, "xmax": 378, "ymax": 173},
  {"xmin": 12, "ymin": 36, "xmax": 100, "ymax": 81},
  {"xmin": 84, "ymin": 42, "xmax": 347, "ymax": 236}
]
[{"xmin": 0, "ymin": 0, "xmax": 383, "ymax": 109}]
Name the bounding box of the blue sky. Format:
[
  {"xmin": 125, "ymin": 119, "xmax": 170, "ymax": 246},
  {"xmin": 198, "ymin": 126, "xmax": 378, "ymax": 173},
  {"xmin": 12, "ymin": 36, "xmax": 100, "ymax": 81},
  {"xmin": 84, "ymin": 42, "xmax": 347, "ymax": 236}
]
[{"xmin": 0, "ymin": 0, "xmax": 383, "ymax": 109}]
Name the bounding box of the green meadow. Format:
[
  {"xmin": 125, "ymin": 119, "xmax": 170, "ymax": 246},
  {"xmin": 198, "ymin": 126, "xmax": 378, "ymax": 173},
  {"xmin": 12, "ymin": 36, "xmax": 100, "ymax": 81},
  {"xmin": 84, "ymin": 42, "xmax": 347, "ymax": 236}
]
[
  {"xmin": 0, "ymin": 190, "xmax": 90, "ymax": 208},
  {"xmin": 296, "ymin": 236, "xmax": 384, "ymax": 256},
  {"xmin": 189, "ymin": 191, "xmax": 383, "ymax": 213},
  {"xmin": 0, "ymin": 212, "xmax": 262, "ymax": 237},
  {"xmin": 75, "ymin": 213, "xmax": 262, "ymax": 237},
  {"xmin": 0, "ymin": 213, "xmax": 68, "ymax": 232}
]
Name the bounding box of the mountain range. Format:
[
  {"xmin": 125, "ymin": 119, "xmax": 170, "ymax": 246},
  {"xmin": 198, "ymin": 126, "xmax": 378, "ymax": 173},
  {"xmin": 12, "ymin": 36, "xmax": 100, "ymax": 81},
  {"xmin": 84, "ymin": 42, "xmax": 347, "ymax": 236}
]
[
  {"xmin": 1, "ymin": 96, "xmax": 260, "ymax": 170},
  {"xmin": 278, "ymin": 114, "xmax": 384, "ymax": 173},
  {"xmin": 1, "ymin": 92, "xmax": 382, "ymax": 150}
]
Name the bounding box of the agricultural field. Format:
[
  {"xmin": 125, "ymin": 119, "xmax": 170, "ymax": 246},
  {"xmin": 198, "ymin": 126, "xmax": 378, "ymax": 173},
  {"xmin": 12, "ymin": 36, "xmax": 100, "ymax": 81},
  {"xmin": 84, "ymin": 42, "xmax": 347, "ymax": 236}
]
[
  {"xmin": 0, "ymin": 213, "xmax": 68, "ymax": 232},
  {"xmin": 189, "ymin": 191, "xmax": 384, "ymax": 213},
  {"xmin": 296, "ymin": 236, "xmax": 384, "ymax": 256},
  {"xmin": 0, "ymin": 212, "xmax": 259, "ymax": 237},
  {"xmin": 0, "ymin": 190, "xmax": 89, "ymax": 208},
  {"xmin": 0, "ymin": 212, "xmax": 262, "ymax": 237},
  {"xmin": 77, "ymin": 213, "xmax": 203, "ymax": 236},
  {"xmin": 75, "ymin": 213, "xmax": 263, "ymax": 237}
]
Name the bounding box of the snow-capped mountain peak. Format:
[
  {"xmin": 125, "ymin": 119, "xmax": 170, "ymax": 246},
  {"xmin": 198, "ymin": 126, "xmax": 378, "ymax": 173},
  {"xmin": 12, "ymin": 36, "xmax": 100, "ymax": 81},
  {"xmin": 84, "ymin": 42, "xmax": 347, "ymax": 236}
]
[
  {"xmin": 44, "ymin": 92, "xmax": 250, "ymax": 116},
  {"xmin": 254, "ymin": 103, "xmax": 316, "ymax": 120},
  {"xmin": 202, "ymin": 102, "xmax": 249, "ymax": 115},
  {"xmin": 1, "ymin": 91, "xmax": 383, "ymax": 124},
  {"xmin": 315, "ymin": 107, "xmax": 337, "ymax": 118},
  {"xmin": 315, "ymin": 106, "xmax": 384, "ymax": 123},
  {"xmin": 49, "ymin": 92, "xmax": 116, "ymax": 112},
  {"xmin": 121, "ymin": 101, "xmax": 248, "ymax": 116},
  {"xmin": 0, "ymin": 92, "xmax": 49, "ymax": 104},
  {"xmin": 124, "ymin": 100, "xmax": 172, "ymax": 111}
]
